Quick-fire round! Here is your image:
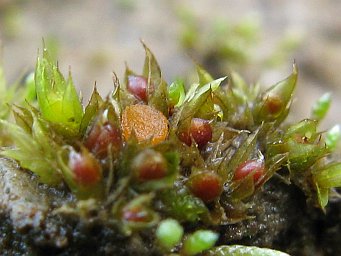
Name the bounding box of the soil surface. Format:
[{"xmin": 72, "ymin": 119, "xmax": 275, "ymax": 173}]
[{"xmin": 1, "ymin": 157, "xmax": 340, "ymax": 256}]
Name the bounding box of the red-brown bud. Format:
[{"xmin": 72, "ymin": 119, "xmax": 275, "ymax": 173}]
[
  {"xmin": 178, "ymin": 118, "xmax": 212, "ymax": 149},
  {"xmin": 85, "ymin": 122, "xmax": 122, "ymax": 158},
  {"xmin": 127, "ymin": 75, "xmax": 149, "ymax": 102},
  {"xmin": 69, "ymin": 150, "xmax": 102, "ymax": 186},
  {"xmin": 131, "ymin": 149, "xmax": 168, "ymax": 181},
  {"xmin": 234, "ymin": 159, "xmax": 265, "ymax": 182},
  {"xmin": 187, "ymin": 170, "xmax": 223, "ymax": 203},
  {"xmin": 122, "ymin": 205, "xmax": 152, "ymax": 222}
]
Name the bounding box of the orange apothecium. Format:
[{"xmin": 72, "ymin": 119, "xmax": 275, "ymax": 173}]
[{"xmin": 121, "ymin": 104, "xmax": 169, "ymax": 145}]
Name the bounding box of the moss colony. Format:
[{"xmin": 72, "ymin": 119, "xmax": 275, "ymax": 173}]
[{"xmin": 0, "ymin": 44, "xmax": 340, "ymax": 255}]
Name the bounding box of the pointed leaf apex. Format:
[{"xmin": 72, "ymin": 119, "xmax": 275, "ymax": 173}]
[
  {"xmin": 293, "ymin": 61, "xmax": 298, "ymax": 75},
  {"xmin": 196, "ymin": 65, "xmax": 213, "ymax": 85}
]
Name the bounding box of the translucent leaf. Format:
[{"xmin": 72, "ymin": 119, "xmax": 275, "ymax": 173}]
[
  {"xmin": 12, "ymin": 105, "xmax": 34, "ymax": 133},
  {"xmin": 23, "ymin": 72, "xmax": 36, "ymax": 103},
  {"xmin": 168, "ymin": 79, "xmax": 185, "ymax": 107},
  {"xmin": 254, "ymin": 64, "xmax": 297, "ymax": 124},
  {"xmin": 326, "ymin": 125, "xmax": 341, "ymax": 151},
  {"xmin": 313, "ymin": 162, "xmax": 341, "ymax": 189},
  {"xmin": 204, "ymin": 245, "xmax": 290, "ymax": 256},
  {"xmin": 142, "ymin": 42, "xmax": 162, "ymax": 87},
  {"xmin": 196, "ymin": 65, "xmax": 213, "ymax": 85},
  {"xmin": 311, "ymin": 92, "xmax": 331, "ymax": 121},
  {"xmin": 149, "ymin": 78, "xmax": 169, "ymax": 117},
  {"xmin": 35, "ymin": 48, "xmax": 83, "ymax": 137},
  {"xmin": 80, "ymin": 87, "xmax": 103, "ymax": 136},
  {"xmin": 284, "ymin": 119, "xmax": 318, "ymax": 142},
  {"xmin": 260, "ymin": 153, "xmax": 288, "ymax": 187},
  {"xmin": 212, "ymin": 88, "xmax": 236, "ymax": 123},
  {"xmin": 287, "ymin": 138, "xmax": 326, "ymax": 172},
  {"xmin": 195, "ymin": 93, "xmax": 216, "ymax": 120},
  {"xmin": 230, "ymin": 71, "xmax": 250, "ymax": 103},
  {"xmin": 315, "ymin": 185, "xmax": 329, "ymax": 209},
  {"xmin": 142, "ymin": 42, "xmax": 169, "ymax": 116},
  {"xmin": 173, "ymin": 77, "xmax": 226, "ymax": 131},
  {"xmin": 218, "ymin": 128, "xmax": 260, "ymax": 182},
  {"xmin": 119, "ymin": 67, "xmax": 140, "ymax": 108},
  {"xmin": 0, "ymin": 119, "xmax": 62, "ymax": 185},
  {"xmin": 229, "ymin": 174, "xmax": 255, "ymax": 200}
]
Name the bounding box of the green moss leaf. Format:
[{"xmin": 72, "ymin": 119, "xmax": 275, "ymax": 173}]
[
  {"xmin": 196, "ymin": 65, "xmax": 213, "ymax": 85},
  {"xmin": 284, "ymin": 119, "xmax": 318, "ymax": 142},
  {"xmin": 80, "ymin": 87, "xmax": 104, "ymax": 136},
  {"xmin": 218, "ymin": 127, "xmax": 260, "ymax": 182},
  {"xmin": 254, "ymin": 64, "xmax": 297, "ymax": 125},
  {"xmin": 287, "ymin": 139, "xmax": 326, "ymax": 172},
  {"xmin": 313, "ymin": 162, "xmax": 341, "ymax": 189},
  {"xmin": 0, "ymin": 113, "xmax": 62, "ymax": 185},
  {"xmin": 142, "ymin": 42, "xmax": 169, "ymax": 116},
  {"xmin": 173, "ymin": 77, "xmax": 226, "ymax": 133},
  {"xmin": 230, "ymin": 71, "xmax": 259, "ymax": 103},
  {"xmin": 168, "ymin": 79, "xmax": 185, "ymax": 107},
  {"xmin": 159, "ymin": 186, "xmax": 208, "ymax": 222},
  {"xmin": 35, "ymin": 48, "xmax": 83, "ymax": 137}
]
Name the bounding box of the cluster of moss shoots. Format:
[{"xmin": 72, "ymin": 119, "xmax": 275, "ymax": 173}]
[{"xmin": 0, "ymin": 44, "xmax": 340, "ymax": 256}]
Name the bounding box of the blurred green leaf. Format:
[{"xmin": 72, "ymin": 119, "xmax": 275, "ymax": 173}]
[
  {"xmin": 156, "ymin": 218, "xmax": 183, "ymax": 250},
  {"xmin": 23, "ymin": 72, "xmax": 36, "ymax": 103},
  {"xmin": 326, "ymin": 125, "xmax": 341, "ymax": 151},
  {"xmin": 313, "ymin": 162, "xmax": 341, "ymax": 208},
  {"xmin": 204, "ymin": 245, "xmax": 290, "ymax": 256},
  {"xmin": 0, "ymin": 64, "xmax": 15, "ymax": 119},
  {"xmin": 314, "ymin": 162, "xmax": 341, "ymax": 188},
  {"xmin": 0, "ymin": 111, "xmax": 62, "ymax": 185},
  {"xmin": 311, "ymin": 92, "xmax": 331, "ymax": 121},
  {"xmin": 118, "ymin": 194, "xmax": 160, "ymax": 234},
  {"xmin": 197, "ymin": 65, "xmax": 213, "ymax": 85},
  {"xmin": 182, "ymin": 230, "xmax": 218, "ymax": 256}
]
